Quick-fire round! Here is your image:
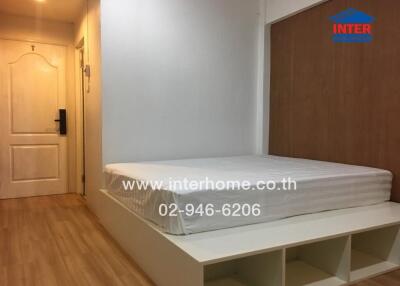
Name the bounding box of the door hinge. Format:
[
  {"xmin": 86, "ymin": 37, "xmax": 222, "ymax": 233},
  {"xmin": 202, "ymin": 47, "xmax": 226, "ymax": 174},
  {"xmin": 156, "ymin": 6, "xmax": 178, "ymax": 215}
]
[{"xmin": 84, "ymin": 65, "xmax": 91, "ymax": 77}]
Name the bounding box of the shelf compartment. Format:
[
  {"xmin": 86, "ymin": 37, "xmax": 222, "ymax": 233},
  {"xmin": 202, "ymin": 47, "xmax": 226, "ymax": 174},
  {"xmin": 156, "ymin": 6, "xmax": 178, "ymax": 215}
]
[
  {"xmin": 204, "ymin": 250, "xmax": 284, "ymax": 286},
  {"xmin": 350, "ymin": 225, "xmax": 400, "ymax": 282},
  {"xmin": 205, "ymin": 277, "xmax": 247, "ymax": 286},
  {"xmin": 285, "ymin": 236, "xmax": 350, "ymax": 286}
]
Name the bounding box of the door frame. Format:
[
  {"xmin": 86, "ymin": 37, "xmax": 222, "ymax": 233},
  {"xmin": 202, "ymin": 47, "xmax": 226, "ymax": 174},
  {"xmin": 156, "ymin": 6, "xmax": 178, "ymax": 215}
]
[
  {"xmin": 0, "ymin": 38, "xmax": 73, "ymax": 197},
  {"xmin": 0, "ymin": 37, "xmax": 83, "ymax": 197},
  {"xmin": 75, "ymin": 38, "xmax": 86, "ymax": 196}
]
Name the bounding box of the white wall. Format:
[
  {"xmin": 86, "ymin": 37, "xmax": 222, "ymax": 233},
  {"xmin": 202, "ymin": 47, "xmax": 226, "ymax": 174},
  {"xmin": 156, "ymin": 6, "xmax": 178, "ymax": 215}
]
[
  {"xmin": 74, "ymin": 0, "xmax": 103, "ymax": 200},
  {"xmin": 0, "ymin": 12, "xmax": 74, "ymax": 45},
  {"xmin": 263, "ymin": 25, "xmax": 271, "ymax": 153},
  {"xmin": 265, "ymin": 0, "xmax": 327, "ymax": 23},
  {"xmin": 100, "ymin": 0, "xmax": 263, "ymax": 163}
]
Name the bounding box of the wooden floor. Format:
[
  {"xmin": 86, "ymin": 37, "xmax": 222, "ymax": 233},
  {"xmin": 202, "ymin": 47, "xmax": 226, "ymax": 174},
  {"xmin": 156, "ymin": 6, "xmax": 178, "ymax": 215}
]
[
  {"xmin": 353, "ymin": 271, "xmax": 400, "ymax": 286},
  {"xmin": 0, "ymin": 194, "xmax": 154, "ymax": 286},
  {"xmin": 0, "ymin": 194, "xmax": 399, "ymax": 286}
]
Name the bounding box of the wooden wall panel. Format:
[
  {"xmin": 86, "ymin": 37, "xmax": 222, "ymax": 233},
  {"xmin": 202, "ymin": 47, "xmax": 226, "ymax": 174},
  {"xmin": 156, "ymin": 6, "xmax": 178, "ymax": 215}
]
[{"xmin": 269, "ymin": 0, "xmax": 400, "ymax": 202}]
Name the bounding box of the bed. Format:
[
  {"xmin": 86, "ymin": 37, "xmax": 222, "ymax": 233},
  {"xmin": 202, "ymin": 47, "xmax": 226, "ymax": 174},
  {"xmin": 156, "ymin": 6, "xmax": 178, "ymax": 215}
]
[{"xmin": 104, "ymin": 155, "xmax": 392, "ymax": 235}]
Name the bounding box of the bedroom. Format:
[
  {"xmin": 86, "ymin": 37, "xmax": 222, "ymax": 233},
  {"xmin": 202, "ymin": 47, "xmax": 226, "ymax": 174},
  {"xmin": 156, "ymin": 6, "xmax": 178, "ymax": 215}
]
[{"xmin": 0, "ymin": 0, "xmax": 399, "ymax": 285}]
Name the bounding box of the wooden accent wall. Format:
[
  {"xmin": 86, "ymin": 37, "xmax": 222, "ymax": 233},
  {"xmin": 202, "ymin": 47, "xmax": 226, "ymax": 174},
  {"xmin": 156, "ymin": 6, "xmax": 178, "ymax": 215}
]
[{"xmin": 269, "ymin": 0, "xmax": 400, "ymax": 202}]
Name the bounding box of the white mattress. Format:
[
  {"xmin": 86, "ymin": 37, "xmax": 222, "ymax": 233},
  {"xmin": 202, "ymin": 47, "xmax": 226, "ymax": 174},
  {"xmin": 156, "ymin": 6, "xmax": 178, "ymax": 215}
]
[{"xmin": 104, "ymin": 156, "xmax": 392, "ymax": 235}]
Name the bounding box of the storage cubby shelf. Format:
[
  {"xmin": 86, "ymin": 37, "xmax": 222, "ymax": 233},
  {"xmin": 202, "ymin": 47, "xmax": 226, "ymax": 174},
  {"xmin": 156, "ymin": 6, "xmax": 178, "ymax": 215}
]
[
  {"xmin": 203, "ymin": 224, "xmax": 400, "ymax": 286},
  {"xmin": 204, "ymin": 250, "xmax": 283, "ymax": 286},
  {"xmin": 285, "ymin": 236, "xmax": 349, "ymax": 286},
  {"xmin": 350, "ymin": 225, "xmax": 400, "ymax": 283},
  {"xmin": 205, "ymin": 277, "xmax": 247, "ymax": 286},
  {"xmin": 350, "ymin": 249, "xmax": 398, "ymax": 282},
  {"xmin": 286, "ymin": 261, "xmax": 345, "ymax": 286}
]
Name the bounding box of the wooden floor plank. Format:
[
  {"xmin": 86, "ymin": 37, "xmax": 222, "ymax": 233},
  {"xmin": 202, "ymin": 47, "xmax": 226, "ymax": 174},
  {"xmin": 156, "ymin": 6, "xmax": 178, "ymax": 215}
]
[
  {"xmin": 0, "ymin": 194, "xmax": 154, "ymax": 286},
  {"xmin": 0, "ymin": 194, "xmax": 399, "ymax": 286}
]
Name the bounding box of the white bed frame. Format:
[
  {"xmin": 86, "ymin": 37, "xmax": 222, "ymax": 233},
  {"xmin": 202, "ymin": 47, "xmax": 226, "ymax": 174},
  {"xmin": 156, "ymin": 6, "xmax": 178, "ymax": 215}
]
[{"xmin": 92, "ymin": 189, "xmax": 400, "ymax": 286}]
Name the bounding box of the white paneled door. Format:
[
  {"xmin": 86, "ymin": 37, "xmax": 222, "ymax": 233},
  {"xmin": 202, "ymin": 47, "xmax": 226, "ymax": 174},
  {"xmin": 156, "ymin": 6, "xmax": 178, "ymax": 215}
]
[{"xmin": 0, "ymin": 40, "xmax": 68, "ymax": 198}]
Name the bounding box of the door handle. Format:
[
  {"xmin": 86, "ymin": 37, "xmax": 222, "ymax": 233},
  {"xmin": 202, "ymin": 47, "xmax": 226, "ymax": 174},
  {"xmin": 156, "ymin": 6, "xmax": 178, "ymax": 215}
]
[{"xmin": 54, "ymin": 109, "xmax": 67, "ymax": 135}]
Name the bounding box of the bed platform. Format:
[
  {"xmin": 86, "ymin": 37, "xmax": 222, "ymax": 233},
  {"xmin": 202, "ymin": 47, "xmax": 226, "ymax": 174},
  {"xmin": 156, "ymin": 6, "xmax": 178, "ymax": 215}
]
[{"xmin": 92, "ymin": 189, "xmax": 400, "ymax": 286}]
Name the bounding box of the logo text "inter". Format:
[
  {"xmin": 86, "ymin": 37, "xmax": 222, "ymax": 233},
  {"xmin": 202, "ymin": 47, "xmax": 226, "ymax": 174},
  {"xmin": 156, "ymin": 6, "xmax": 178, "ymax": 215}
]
[{"xmin": 333, "ymin": 24, "xmax": 371, "ymax": 34}]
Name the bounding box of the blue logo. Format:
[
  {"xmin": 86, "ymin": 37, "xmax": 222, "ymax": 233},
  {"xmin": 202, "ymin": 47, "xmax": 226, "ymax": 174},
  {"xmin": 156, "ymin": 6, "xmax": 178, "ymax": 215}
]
[{"xmin": 330, "ymin": 8, "xmax": 375, "ymax": 43}]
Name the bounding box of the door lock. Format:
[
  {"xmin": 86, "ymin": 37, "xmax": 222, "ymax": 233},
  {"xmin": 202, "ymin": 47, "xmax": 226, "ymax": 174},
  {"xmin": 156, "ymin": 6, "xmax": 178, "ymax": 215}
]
[{"xmin": 54, "ymin": 109, "xmax": 67, "ymax": 135}]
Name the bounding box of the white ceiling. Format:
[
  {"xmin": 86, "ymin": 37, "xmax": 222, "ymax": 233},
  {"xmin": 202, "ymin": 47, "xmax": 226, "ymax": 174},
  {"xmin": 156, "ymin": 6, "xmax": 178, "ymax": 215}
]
[{"xmin": 0, "ymin": 0, "xmax": 85, "ymax": 23}]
